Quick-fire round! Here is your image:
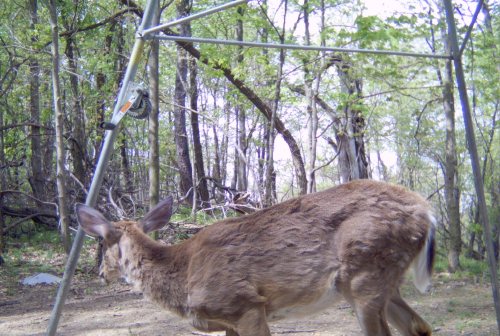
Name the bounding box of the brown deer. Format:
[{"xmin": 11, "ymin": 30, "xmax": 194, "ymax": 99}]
[{"xmin": 77, "ymin": 179, "xmax": 435, "ymax": 336}]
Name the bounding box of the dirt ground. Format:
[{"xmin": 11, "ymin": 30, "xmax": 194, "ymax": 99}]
[{"xmin": 0, "ymin": 273, "xmax": 497, "ymax": 336}]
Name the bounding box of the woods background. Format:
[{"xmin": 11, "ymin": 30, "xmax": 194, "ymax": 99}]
[{"xmin": 0, "ymin": 0, "xmax": 498, "ymax": 274}]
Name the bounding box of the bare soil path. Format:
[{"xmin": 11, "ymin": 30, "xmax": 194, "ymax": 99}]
[{"xmin": 0, "ymin": 274, "xmax": 496, "ymax": 336}]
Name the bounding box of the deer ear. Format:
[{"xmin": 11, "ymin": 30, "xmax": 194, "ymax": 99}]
[
  {"xmin": 140, "ymin": 197, "xmax": 174, "ymax": 234},
  {"xmin": 76, "ymin": 204, "xmax": 121, "ymax": 243}
]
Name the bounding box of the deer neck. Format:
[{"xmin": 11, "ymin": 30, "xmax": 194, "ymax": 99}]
[{"xmin": 121, "ymin": 234, "xmax": 191, "ymax": 317}]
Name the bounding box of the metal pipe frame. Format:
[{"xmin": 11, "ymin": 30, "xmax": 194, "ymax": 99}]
[
  {"xmin": 140, "ymin": 0, "xmax": 247, "ymax": 37},
  {"xmin": 152, "ymin": 35, "xmax": 451, "ymax": 59},
  {"xmin": 46, "ymin": 0, "xmax": 159, "ymax": 334},
  {"xmin": 459, "ymin": 0, "xmax": 484, "ymax": 55}
]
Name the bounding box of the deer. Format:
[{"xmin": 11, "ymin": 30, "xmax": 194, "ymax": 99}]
[{"xmin": 77, "ymin": 179, "xmax": 435, "ymax": 336}]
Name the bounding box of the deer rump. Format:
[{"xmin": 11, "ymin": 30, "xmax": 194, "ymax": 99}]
[{"xmin": 77, "ymin": 180, "xmax": 435, "ymax": 336}]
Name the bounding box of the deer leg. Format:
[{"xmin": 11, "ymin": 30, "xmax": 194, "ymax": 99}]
[
  {"xmin": 342, "ymin": 272, "xmax": 393, "ymax": 336},
  {"xmin": 387, "ymin": 290, "xmax": 432, "ymax": 336},
  {"xmin": 234, "ymin": 305, "xmax": 271, "ymax": 336},
  {"xmin": 350, "ymin": 297, "xmax": 392, "ymax": 336}
]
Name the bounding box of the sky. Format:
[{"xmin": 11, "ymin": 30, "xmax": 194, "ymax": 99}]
[{"xmin": 362, "ymin": 0, "xmax": 408, "ymax": 17}]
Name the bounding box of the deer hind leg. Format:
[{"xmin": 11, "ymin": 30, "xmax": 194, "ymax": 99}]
[
  {"xmin": 234, "ymin": 304, "xmax": 271, "ymax": 336},
  {"xmin": 387, "ymin": 290, "xmax": 432, "ymax": 336},
  {"xmin": 342, "ymin": 271, "xmax": 395, "ymax": 336},
  {"xmin": 350, "ymin": 296, "xmax": 392, "ymax": 336}
]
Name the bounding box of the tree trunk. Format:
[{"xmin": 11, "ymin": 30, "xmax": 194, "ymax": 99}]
[
  {"xmin": 211, "ymin": 124, "xmax": 222, "ymax": 201},
  {"xmin": 48, "ymin": 0, "xmax": 71, "ymax": 254},
  {"xmin": 221, "ymin": 100, "xmax": 231, "ymax": 186},
  {"xmin": 64, "ymin": 37, "xmax": 87, "ymax": 194},
  {"xmin": 174, "ymin": 0, "xmax": 193, "ymax": 204},
  {"xmin": 235, "ymin": 7, "xmax": 248, "ymax": 192},
  {"xmin": 149, "ymin": 2, "xmax": 160, "ymax": 210},
  {"xmin": 330, "ymin": 55, "xmax": 368, "ymax": 183},
  {"xmin": 189, "ymin": 56, "xmax": 210, "ymax": 208},
  {"xmin": 443, "ymin": 48, "xmax": 461, "ymax": 272},
  {"xmin": 302, "ymin": 0, "xmax": 323, "ymax": 194},
  {"xmin": 303, "ymin": 0, "xmax": 315, "ymax": 193},
  {"xmin": 119, "ymin": 136, "xmax": 133, "ymax": 193},
  {"xmin": 433, "ymin": 3, "xmax": 461, "ymax": 271},
  {"xmin": 0, "ymin": 86, "xmax": 5, "ymax": 259},
  {"xmin": 443, "ymin": 60, "xmax": 461, "ymax": 272},
  {"xmin": 28, "ymin": 0, "xmax": 45, "ymax": 201}
]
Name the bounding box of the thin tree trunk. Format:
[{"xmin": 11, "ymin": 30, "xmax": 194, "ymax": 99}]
[
  {"xmin": 119, "ymin": 137, "xmax": 133, "ymax": 193},
  {"xmin": 303, "ymin": 0, "xmax": 316, "ymax": 194},
  {"xmin": 442, "ymin": 59, "xmax": 461, "ymax": 272},
  {"xmin": 48, "ymin": 0, "xmax": 71, "ymax": 254},
  {"xmin": 149, "ymin": 2, "xmax": 160, "ymax": 210},
  {"xmin": 235, "ymin": 6, "xmax": 248, "ymax": 192},
  {"xmin": 429, "ymin": 1, "xmax": 462, "ymax": 271},
  {"xmin": 64, "ymin": 37, "xmax": 87, "ymax": 193},
  {"xmin": 189, "ymin": 56, "xmax": 209, "ymax": 208},
  {"xmin": 441, "ymin": 24, "xmax": 461, "ymax": 273},
  {"xmin": 221, "ymin": 99, "xmax": 230, "ymax": 186},
  {"xmin": 263, "ymin": 0, "xmax": 288, "ymax": 204},
  {"xmin": 174, "ymin": 0, "xmax": 193, "ymax": 204},
  {"xmin": 0, "ymin": 89, "xmax": 5, "ymax": 260},
  {"xmin": 212, "ymin": 125, "xmax": 222, "ymax": 183},
  {"xmin": 28, "ymin": 0, "xmax": 45, "ymax": 201}
]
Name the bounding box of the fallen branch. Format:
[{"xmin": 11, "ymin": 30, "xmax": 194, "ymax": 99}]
[{"xmin": 1, "ymin": 205, "xmax": 58, "ymax": 232}]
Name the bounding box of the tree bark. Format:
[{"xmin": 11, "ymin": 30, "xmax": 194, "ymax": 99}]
[
  {"xmin": 442, "ymin": 58, "xmax": 461, "ymax": 272},
  {"xmin": 235, "ymin": 7, "xmax": 248, "ymax": 192},
  {"xmin": 48, "ymin": 0, "xmax": 71, "ymax": 254},
  {"xmin": 149, "ymin": 1, "xmax": 160, "ymax": 211},
  {"xmin": 174, "ymin": 0, "xmax": 193, "ymax": 204},
  {"xmin": 189, "ymin": 56, "xmax": 210, "ymax": 207},
  {"xmin": 442, "ymin": 31, "xmax": 461, "ymax": 273},
  {"xmin": 431, "ymin": 2, "xmax": 461, "ymax": 271},
  {"xmin": 302, "ymin": 0, "xmax": 320, "ymax": 194},
  {"xmin": 64, "ymin": 37, "xmax": 87, "ymax": 194},
  {"xmin": 28, "ymin": 0, "xmax": 45, "ymax": 201},
  {"xmin": 0, "ymin": 83, "xmax": 5, "ymax": 259},
  {"xmin": 119, "ymin": 136, "xmax": 133, "ymax": 193},
  {"xmin": 329, "ymin": 54, "xmax": 368, "ymax": 183}
]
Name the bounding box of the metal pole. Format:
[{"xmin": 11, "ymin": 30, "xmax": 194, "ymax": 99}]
[
  {"xmin": 46, "ymin": 1, "xmax": 159, "ymax": 334},
  {"xmin": 459, "ymin": 0, "xmax": 484, "ymax": 55},
  {"xmin": 443, "ymin": 0, "xmax": 500, "ymax": 332},
  {"xmin": 140, "ymin": 0, "xmax": 247, "ymax": 37},
  {"xmin": 151, "ymin": 35, "xmax": 451, "ymax": 59}
]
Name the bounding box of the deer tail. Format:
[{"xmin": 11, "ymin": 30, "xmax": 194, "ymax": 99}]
[{"xmin": 412, "ymin": 212, "xmax": 436, "ymax": 293}]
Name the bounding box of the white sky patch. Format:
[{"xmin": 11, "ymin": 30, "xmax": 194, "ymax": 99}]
[{"xmin": 362, "ymin": 0, "xmax": 408, "ymax": 18}]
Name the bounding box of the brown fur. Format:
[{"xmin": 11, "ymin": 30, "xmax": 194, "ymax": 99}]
[{"xmin": 77, "ymin": 180, "xmax": 435, "ymax": 336}]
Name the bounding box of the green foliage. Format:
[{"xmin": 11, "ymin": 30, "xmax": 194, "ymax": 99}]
[{"xmin": 434, "ymin": 252, "xmax": 489, "ymax": 280}]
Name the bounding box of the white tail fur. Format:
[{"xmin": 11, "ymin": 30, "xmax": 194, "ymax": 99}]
[{"xmin": 412, "ymin": 213, "xmax": 436, "ymax": 293}]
